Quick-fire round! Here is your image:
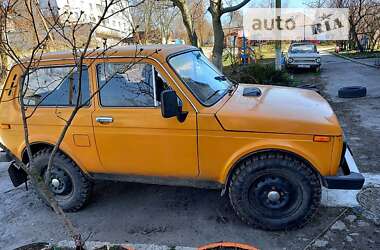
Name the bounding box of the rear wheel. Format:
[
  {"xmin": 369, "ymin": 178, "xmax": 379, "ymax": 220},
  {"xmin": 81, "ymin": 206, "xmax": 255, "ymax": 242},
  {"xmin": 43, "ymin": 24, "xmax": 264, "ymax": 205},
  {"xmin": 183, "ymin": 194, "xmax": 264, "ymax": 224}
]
[
  {"xmin": 31, "ymin": 148, "xmax": 92, "ymax": 212},
  {"xmin": 229, "ymin": 152, "xmax": 321, "ymax": 230}
]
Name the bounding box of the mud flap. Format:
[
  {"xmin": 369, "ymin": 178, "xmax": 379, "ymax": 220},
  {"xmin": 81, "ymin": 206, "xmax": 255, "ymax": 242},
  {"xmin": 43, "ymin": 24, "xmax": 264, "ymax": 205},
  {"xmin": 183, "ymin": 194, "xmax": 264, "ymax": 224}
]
[{"xmin": 8, "ymin": 163, "xmax": 28, "ymax": 187}]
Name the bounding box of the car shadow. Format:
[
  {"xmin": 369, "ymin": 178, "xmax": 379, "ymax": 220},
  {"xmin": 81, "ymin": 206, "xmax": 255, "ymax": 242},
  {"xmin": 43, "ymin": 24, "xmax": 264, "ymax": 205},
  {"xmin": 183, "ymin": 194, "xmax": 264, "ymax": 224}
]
[{"xmin": 0, "ymin": 165, "xmax": 342, "ymax": 250}]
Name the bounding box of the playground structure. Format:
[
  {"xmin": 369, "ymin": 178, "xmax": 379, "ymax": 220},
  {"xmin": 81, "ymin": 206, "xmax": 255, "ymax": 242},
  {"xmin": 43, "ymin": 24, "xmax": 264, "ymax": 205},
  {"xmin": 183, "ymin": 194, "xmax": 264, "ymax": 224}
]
[{"xmin": 224, "ymin": 28, "xmax": 256, "ymax": 65}]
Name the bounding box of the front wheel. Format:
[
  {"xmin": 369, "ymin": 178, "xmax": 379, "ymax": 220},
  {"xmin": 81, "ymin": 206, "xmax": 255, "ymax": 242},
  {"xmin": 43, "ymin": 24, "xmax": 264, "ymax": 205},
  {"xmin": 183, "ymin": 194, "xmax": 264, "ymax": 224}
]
[{"xmin": 229, "ymin": 153, "xmax": 321, "ymax": 230}]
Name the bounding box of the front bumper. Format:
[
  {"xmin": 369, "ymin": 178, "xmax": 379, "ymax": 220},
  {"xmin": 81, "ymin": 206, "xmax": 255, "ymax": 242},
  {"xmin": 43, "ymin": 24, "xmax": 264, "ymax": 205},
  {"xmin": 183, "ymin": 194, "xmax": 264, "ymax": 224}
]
[
  {"xmin": 286, "ymin": 62, "xmax": 320, "ymax": 68},
  {"xmin": 322, "ymin": 146, "xmax": 364, "ymax": 190}
]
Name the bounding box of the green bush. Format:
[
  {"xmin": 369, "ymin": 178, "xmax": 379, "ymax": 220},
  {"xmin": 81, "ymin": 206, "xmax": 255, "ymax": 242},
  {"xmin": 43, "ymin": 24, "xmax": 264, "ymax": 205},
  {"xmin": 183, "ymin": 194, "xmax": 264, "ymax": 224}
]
[{"xmin": 224, "ymin": 63, "xmax": 294, "ymax": 87}]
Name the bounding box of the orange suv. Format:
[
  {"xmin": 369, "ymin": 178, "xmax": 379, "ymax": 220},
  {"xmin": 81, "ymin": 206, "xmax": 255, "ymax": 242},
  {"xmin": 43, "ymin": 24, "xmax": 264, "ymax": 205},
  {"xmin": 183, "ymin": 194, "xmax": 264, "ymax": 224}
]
[{"xmin": 0, "ymin": 45, "xmax": 364, "ymax": 230}]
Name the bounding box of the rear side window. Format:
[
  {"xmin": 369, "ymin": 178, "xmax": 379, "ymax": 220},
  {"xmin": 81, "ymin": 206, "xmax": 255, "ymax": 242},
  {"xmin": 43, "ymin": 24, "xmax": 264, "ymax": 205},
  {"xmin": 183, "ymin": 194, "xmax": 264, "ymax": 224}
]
[
  {"xmin": 23, "ymin": 66, "xmax": 90, "ymax": 106},
  {"xmin": 96, "ymin": 63, "xmax": 156, "ymax": 107}
]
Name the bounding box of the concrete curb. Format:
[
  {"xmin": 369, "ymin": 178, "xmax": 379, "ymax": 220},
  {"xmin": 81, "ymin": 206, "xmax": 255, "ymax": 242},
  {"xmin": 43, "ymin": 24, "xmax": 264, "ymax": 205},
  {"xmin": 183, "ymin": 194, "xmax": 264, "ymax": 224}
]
[
  {"xmin": 57, "ymin": 240, "xmax": 197, "ymax": 250},
  {"xmin": 330, "ymin": 52, "xmax": 380, "ymax": 69},
  {"xmin": 321, "ymin": 173, "xmax": 380, "ymax": 208}
]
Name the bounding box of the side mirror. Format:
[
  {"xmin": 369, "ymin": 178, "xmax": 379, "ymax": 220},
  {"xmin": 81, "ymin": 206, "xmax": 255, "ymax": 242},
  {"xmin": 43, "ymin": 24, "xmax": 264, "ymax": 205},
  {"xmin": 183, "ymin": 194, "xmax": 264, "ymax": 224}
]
[
  {"xmin": 161, "ymin": 90, "xmax": 179, "ymax": 118},
  {"xmin": 161, "ymin": 90, "xmax": 188, "ymax": 122}
]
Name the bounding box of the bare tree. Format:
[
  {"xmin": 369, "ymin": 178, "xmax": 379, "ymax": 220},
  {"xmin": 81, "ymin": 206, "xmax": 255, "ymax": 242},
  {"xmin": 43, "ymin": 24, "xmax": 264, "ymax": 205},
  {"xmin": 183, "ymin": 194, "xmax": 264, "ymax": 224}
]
[
  {"xmin": 363, "ymin": 5, "xmax": 380, "ymax": 51},
  {"xmin": 154, "ymin": 1, "xmax": 180, "ymax": 44},
  {"xmin": 0, "ymin": 5, "xmax": 7, "ymax": 84},
  {"xmin": 208, "ymin": 0, "xmax": 251, "ymax": 69},
  {"xmin": 0, "ymin": 0, "xmax": 153, "ymax": 248},
  {"xmin": 172, "ymin": 0, "xmax": 249, "ymax": 67},
  {"xmin": 191, "ymin": 0, "xmax": 213, "ymax": 46},
  {"xmin": 304, "ymin": 0, "xmax": 329, "ymax": 7},
  {"xmin": 128, "ymin": 0, "xmax": 156, "ymax": 43},
  {"xmin": 329, "ymin": 0, "xmax": 380, "ymax": 51},
  {"xmin": 172, "ymin": 0, "xmax": 200, "ymax": 46}
]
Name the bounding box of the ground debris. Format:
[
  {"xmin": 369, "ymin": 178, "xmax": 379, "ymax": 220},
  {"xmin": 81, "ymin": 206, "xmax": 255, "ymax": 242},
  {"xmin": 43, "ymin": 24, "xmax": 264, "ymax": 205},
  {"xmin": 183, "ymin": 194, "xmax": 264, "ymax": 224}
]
[
  {"xmin": 312, "ymin": 240, "xmax": 328, "ymax": 248},
  {"xmin": 345, "ymin": 214, "xmax": 357, "ymax": 223},
  {"xmin": 331, "ymin": 220, "xmax": 347, "ymax": 231}
]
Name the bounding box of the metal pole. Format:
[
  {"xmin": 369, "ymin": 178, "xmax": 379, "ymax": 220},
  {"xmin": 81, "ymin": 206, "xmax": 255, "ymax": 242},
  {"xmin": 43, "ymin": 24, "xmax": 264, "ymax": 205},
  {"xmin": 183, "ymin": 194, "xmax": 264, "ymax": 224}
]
[{"xmin": 275, "ymin": 0, "xmax": 281, "ymax": 71}]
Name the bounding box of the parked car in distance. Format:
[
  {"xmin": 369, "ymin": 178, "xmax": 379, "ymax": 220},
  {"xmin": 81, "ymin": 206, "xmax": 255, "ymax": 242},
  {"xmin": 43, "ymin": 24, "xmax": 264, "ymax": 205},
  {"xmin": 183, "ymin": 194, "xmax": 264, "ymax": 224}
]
[
  {"xmin": 0, "ymin": 45, "xmax": 364, "ymax": 231},
  {"xmin": 286, "ymin": 42, "xmax": 321, "ymax": 72}
]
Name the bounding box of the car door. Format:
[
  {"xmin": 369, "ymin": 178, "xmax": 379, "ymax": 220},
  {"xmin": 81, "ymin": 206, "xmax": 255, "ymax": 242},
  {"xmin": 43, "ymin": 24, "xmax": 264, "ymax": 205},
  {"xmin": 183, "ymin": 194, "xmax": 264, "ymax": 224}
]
[
  {"xmin": 91, "ymin": 58, "xmax": 199, "ymax": 178},
  {"xmin": 21, "ymin": 64, "xmax": 102, "ymax": 173}
]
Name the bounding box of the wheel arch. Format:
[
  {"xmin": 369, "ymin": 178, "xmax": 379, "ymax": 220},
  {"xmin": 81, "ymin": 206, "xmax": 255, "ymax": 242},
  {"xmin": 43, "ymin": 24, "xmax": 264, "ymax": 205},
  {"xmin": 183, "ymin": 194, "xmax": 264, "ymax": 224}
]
[
  {"xmin": 21, "ymin": 142, "xmax": 54, "ymax": 163},
  {"xmin": 222, "ymin": 148, "xmax": 322, "ymax": 195},
  {"xmin": 20, "ymin": 142, "xmax": 90, "ymax": 175}
]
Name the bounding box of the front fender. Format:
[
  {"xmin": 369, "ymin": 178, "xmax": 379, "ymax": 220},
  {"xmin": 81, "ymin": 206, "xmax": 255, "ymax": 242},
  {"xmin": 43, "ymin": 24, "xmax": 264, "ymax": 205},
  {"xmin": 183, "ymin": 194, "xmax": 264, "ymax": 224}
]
[{"xmin": 219, "ymin": 136, "xmax": 334, "ymax": 184}]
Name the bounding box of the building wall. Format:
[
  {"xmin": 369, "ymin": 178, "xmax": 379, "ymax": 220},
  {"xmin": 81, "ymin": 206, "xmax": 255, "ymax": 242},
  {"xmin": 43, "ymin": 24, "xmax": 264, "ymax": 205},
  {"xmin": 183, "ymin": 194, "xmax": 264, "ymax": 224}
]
[{"xmin": 39, "ymin": 0, "xmax": 133, "ymax": 40}]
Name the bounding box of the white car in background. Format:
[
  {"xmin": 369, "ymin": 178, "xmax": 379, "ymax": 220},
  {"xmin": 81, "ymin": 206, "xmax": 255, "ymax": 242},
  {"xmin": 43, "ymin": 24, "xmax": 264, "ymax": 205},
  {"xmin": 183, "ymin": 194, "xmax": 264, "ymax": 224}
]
[{"xmin": 286, "ymin": 42, "xmax": 321, "ymax": 72}]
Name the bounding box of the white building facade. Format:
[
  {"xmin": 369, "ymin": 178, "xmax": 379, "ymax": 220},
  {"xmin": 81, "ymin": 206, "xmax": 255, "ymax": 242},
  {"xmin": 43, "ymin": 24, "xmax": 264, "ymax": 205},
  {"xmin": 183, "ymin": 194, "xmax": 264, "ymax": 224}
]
[{"xmin": 39, "ymin": 0, "xmax": 134, "ymax": 41}]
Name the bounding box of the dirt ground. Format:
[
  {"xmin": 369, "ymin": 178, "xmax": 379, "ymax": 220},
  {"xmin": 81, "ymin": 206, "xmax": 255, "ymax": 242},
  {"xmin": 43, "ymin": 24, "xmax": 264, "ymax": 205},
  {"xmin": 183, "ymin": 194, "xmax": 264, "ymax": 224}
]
[{"xmin": 1, "ymin": 52, "xmax": 380, "ymax": 250}]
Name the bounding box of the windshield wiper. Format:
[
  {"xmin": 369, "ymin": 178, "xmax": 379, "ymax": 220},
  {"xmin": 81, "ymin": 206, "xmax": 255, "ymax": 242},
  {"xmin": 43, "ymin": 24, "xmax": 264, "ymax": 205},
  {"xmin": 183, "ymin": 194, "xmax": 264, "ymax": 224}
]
[
  {"xmin": 205, "ymin": 89, "xmax": 221, "ymax": 101},
  {"xmin": 214, "ymin": 75, "xmax": 227, "ymax": 81}
]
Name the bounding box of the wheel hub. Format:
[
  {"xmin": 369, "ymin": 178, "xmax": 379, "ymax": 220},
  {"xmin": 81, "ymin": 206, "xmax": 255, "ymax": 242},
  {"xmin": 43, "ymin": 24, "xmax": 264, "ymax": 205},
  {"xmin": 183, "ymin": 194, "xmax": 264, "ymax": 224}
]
[
  {"xmin": 47, "ymin": 168, "xmax": 72, "ymax": 195},
  {"xmin": 267, "ymin": 190, "xmax": 281, "ymax": 202},
  {"xmin": 250, "ymin": 175, "xmax": 294, "ymax": 210},
  {"xmin": 51, "ymin": 178, "xmax": 60, "ymax": 188}
]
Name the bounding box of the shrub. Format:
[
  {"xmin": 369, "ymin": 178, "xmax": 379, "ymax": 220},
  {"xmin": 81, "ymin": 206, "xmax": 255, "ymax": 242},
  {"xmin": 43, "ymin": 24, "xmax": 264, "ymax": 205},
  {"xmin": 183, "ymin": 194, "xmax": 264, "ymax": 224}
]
[{"xmin": 223, "ymin": 63, "xmax": 294, "ymax": 87}]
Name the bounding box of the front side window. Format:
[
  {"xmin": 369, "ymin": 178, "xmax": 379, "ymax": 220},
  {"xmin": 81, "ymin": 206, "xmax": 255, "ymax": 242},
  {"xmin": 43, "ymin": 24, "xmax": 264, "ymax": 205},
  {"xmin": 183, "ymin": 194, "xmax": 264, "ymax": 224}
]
[
  {"xmin": 97, "ymin": 63, "xmax": 157, "ymax": 107},
  {"xmin": 23, "ymin": 66, "xmax": 90, "ymax": 106},
  {"xmin": 168, "ymin": 50, "xmax": 232, "ymax": 106}
]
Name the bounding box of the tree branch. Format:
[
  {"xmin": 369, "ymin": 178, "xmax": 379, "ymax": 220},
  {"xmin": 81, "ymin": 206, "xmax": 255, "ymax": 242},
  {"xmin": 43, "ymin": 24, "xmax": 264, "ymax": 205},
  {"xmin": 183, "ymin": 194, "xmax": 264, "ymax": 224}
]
[{"xmin": 221, "ymin": 0, "xmax": 250, "ymax": 15}]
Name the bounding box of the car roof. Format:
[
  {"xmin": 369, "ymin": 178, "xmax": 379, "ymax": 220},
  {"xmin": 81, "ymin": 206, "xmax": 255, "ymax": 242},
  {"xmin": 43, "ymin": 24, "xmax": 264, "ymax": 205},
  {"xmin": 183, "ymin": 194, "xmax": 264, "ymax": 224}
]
[{"xmin": 24, "ymin": 44, "xmax": 198, "ymax": 63}]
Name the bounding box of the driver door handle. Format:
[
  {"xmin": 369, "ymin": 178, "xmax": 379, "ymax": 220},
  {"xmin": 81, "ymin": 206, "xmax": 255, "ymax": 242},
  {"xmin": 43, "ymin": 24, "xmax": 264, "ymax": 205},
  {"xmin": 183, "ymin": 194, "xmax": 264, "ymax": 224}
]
[{"xmin": 96, "ymin": 116, "xmax": 113, "ymax": 124}]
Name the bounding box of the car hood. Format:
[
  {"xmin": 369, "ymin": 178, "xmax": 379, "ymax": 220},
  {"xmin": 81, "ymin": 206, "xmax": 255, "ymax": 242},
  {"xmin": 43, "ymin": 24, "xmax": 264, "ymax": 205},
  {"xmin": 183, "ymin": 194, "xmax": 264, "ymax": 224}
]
[{"xmin": 216, "ymin": 84, "xmax": 342, "ymax": 136}]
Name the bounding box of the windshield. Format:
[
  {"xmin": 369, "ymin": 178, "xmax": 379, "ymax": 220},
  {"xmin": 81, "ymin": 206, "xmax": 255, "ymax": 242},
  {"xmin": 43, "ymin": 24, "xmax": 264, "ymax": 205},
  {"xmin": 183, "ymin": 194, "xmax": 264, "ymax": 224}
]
[
  {"xmin": 168, "ymin": 50, "xmax": 232, "ymax": 106},
  {"xmin": 289, "ymin": 44, "xmax": 317, "ymax": 53}
]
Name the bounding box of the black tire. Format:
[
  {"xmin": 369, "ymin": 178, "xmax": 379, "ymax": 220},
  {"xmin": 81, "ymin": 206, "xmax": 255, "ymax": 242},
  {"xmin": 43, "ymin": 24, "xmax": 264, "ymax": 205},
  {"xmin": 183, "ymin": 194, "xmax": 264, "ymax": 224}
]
[
  {"xmin": 31, "ymin": 148, "xmax": 92, "ymax": 212},
  {"xmin": 228, "ymin": 152, "xmax": 321, "ymax": 231},
  {"xmin": 338, "ymin": 86, "xmax": 367, "ymax": 98}
]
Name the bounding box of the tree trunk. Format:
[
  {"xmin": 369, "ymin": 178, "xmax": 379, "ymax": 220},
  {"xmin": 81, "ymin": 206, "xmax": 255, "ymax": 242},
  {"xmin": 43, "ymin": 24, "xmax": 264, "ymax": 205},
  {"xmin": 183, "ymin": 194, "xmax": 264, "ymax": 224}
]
[
  {"xmin": 172, "ymin": 0, "xmax": 199, "ymax": 47},
  {"xmin": 211, "ymin": 14, "xmax": 224, "ymax": 70},
  {"xmin": 352, "ymin": 28, "xmax": 363, "ymax": 52},
  {"xmin": 348, "ymin": 28, "xmax": 355, "ymax": 50},
  {"xmin": 208, "ymin": 0, "xmax": 251, "ymax": 70},
  {"xmin": 0, "ymin": 24, "xmax": 7, "ymax": 85}
]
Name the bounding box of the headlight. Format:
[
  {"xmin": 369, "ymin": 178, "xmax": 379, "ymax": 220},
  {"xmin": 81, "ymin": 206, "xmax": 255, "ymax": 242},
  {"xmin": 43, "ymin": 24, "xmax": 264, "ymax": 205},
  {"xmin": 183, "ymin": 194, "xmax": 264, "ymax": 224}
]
[
  {"xmin": 316, "ymin": 58, "xmax": 321, "ymax": 63},
  {"xmin": 288, "ymin": 57, "xmax": 294, "ymax": 63}
]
